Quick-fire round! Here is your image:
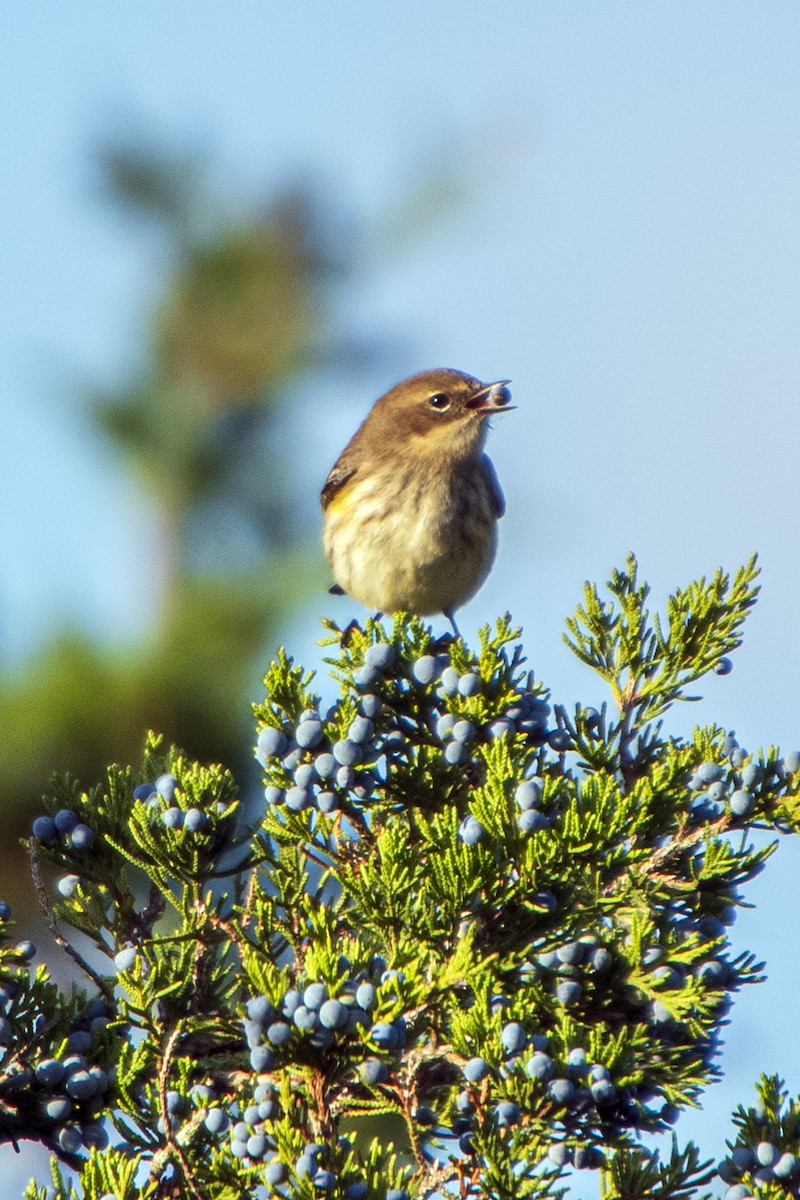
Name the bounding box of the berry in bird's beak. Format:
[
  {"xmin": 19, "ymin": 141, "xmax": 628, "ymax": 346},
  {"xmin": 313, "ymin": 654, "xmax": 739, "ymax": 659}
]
[{"xmin": 465, "ymin": 381, "xmax": 514, "ymax": 413}]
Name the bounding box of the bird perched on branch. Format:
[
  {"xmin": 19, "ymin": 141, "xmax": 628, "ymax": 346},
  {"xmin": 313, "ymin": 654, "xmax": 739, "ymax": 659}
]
[{"xmin": 321, "ymin": 367, "xmax": 513, "ymax": 633}]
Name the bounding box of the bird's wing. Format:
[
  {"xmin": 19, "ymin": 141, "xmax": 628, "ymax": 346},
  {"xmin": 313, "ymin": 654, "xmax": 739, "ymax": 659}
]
[
  {"xmin": 320, "ymin": 458, "xmax": 358, "ymax": 511},
  {"xmin": 480, "ymin": 454, "xmax": 506, "ymax": 518}
]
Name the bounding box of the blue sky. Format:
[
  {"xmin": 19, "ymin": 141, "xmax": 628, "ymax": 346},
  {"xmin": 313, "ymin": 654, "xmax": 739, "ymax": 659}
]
[{"xmin": 2, "ymin": 2, "xmax": 800, "ymax": 1192}]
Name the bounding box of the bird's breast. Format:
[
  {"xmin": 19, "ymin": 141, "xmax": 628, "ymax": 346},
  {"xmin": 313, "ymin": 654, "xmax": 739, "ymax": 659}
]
[{"xmin": 322, "ymin": 461, "xmax": 499, "ymax": 615}]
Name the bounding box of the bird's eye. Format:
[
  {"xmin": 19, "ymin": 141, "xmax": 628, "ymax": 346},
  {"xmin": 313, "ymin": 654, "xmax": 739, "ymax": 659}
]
[{"xmin": 427, "ymin": 392, "xmax": 451, "ymax": 411}]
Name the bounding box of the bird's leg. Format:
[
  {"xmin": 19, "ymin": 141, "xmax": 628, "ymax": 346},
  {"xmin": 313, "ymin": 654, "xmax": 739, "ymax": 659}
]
[
  {"xmin": 443, "ymin": 608, "xmax": 460, "ymax": 638},
  {"xmin": 340, "ymin": 620, "xmax": 361, "ymax": 646}
]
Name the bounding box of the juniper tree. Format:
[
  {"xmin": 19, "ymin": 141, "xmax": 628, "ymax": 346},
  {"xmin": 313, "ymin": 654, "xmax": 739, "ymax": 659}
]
[{"xmin": 3, "ymin": 556, "xmax": 799, "ymax": 1200}]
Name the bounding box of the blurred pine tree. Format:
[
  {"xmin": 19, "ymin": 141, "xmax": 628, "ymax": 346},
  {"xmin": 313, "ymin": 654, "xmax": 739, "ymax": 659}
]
[{"xmin": 0, "ymin": 136, "xmax": 365, "ymax": 877}]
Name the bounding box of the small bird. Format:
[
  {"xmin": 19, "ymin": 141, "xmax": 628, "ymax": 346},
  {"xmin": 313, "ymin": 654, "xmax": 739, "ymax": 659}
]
[{"xmin": 321, "ymin": 368, "xmax": 513, "ymax": 632}]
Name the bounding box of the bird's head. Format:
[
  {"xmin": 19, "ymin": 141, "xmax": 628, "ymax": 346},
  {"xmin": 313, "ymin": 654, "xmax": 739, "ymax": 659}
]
[{"xmin": 364, "ymin": 368, "xmax": 513, "ymax": 460}]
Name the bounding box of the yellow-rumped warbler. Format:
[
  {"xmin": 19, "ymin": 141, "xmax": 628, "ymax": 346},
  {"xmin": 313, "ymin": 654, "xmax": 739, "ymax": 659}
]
[{"xmin": 321, "ymin": 368, "xmax": 513, "ymax": 631}]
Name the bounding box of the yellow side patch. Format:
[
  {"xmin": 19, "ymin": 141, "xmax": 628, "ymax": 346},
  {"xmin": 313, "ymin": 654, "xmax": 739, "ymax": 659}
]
[{"xmin": 325, "ymin": 477, "xmax": 375, "ymax": 519}]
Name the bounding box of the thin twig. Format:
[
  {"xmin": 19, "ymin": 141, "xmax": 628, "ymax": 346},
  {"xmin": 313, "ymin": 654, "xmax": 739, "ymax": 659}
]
[
  {"xmin": 155, "ymin": 1022, "xmax": 207, "ymax": 1200},
  {"xmin": 27, "ymin": 840, "xmax": 113, "ymax": 1001}
]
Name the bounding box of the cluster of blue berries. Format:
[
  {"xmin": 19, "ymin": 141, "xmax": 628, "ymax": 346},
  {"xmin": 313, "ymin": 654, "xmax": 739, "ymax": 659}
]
[
  {"xmin": 687, "ymin": 736, "xmax": 800, "ymax": 824},
  {"xmin": 262, "ymin": 1135, "xmax": 409, "ymax": 1198},
  {"xmin": 546, "ymin": 1142, "xmax": 606, "ymax": 1170},
  {"xmin": 493, "ymin": 923, "xmax": 738, "ymax": 1127},
  {"xmin": 33, "ymin": 1048, "xmax": 110, "ymax": 1156},
  {"xmin": 134, "ymin": 772, "xmax": 225, "ymax": 834},
  {"xmin": 0, "ymin": 976, "xmax": 110, "ymax": 1159},
  {"xmin": 32, "ymin": 773, "xmax": 227, "ymax": 901},
  {"xmin": 640, "ymin": 928, "xmax": 735, "ymax": 1017},
  {"xmin": 267, "ymin": 1138, "xmax": 408, "ymax": 1199},
  {"xmin": 716, "ymin": 1084, "xmax": 800, "ymax": 1200},
  {"xmin": 224, "ymin": 1080, "xmax": 279, "ymax": 1162},
  {"xmin": 410, "ymin": 651, "xmax": 557, "ymax": 750},
  {"xmin": 1, "ymin": 902, "xmax": 116, "ymax": 1159},
  {"xmin": 529, "ymin": 1040, "xmax": 672, "ymax": 1130},
  {"xmin": 411, "ymin": 653, "xmax": 556, "ymax": 748},
  {"xmin": 522, "ymin": 936, "xmax": 612, "ymax": 1011},
  {"xmin": 630, "ymin": 929, "xmax": 741, "ymax": 1086},
  {"xmin": 191, "ymin": 1076, "xmax": 409, "ymax": 1197},
  {"xmin": 719, "ymin": 1140, "xmax": 799, "ymax": 1200},
  {"xmin": 458, "ymin": 774, "xmax": 560, "ymax": 845},
  {"xmin": 460, "ymin": 1021, "xmax": 670, "ymax": 1143},
  {"xmin": 258, "ymin": 699, "xmax": 387, "ymax": 818},
  {"xmin": 256, "ymin": 638, "xmax": 564, "ymax": 825},
  {"xmin": 241, "ymin": 962, "xmax": 407, "ymax": 1076},
  {"xmin": 31, "ymin": 806, "xmax": 97, "ymax": 903},
  {"xmin": 31, "ymin": 808, "xmax": 95, "ymax": 854}
]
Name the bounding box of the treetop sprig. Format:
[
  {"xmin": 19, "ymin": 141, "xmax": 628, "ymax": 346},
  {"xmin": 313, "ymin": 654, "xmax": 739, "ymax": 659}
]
[
  {"xmin": 5, "ymin": 557, "xmax": 799, "ymax": 1200},
  {"xmin": 564, "ymin": 553, "xmax": 759, "ymax": 720}
]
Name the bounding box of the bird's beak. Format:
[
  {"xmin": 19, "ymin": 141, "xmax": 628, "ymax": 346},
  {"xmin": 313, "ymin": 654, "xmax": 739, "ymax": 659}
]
[{"xmin": 465, "ymin": 380, "xmax": 515, "ymax": 413}]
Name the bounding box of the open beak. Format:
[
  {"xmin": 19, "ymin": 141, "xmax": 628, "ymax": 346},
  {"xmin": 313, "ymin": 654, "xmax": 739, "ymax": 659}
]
[{"xmin": 465, "ymin": 380, "xmax": 514, "ymax": 414}]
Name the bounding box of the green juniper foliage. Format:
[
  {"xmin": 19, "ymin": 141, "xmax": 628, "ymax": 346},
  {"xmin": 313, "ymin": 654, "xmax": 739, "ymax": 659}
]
[{"xmin": 3, "ymin": 557, "xmax": 800, "ymax": 1199}]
